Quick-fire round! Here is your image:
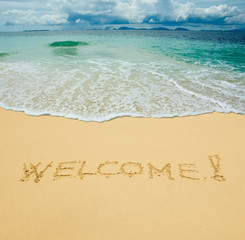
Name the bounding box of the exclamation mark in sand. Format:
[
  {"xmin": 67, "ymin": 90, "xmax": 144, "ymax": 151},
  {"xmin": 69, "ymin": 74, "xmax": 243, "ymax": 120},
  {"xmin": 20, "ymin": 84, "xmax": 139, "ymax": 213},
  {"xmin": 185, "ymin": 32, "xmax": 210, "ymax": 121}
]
[{"xmin": 209, "ymin": 155, "xmax": 226, "ymax": 182}]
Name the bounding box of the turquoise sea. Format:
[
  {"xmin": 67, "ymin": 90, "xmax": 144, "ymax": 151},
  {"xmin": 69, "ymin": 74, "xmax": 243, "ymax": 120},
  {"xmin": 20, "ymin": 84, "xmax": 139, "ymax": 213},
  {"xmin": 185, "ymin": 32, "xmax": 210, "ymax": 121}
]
[{"xmin": 0, "ymin": 30, "xmax": 244, "ymax": 121}]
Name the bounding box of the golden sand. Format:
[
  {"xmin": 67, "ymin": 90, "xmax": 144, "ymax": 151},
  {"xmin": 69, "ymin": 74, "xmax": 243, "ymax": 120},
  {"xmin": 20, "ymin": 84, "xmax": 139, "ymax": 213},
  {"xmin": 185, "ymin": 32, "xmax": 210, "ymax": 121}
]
[{"xmin": 0, "ymin": 107, "xmax": 245, "ymax": 239}]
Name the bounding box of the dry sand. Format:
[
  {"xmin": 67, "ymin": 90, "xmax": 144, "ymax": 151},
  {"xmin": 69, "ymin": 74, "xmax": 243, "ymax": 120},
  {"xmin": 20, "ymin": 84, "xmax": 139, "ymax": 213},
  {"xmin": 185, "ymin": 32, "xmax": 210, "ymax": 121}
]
[{"xmin": 0, "ymin": 107, "xmax": 245, "ymax": 240}]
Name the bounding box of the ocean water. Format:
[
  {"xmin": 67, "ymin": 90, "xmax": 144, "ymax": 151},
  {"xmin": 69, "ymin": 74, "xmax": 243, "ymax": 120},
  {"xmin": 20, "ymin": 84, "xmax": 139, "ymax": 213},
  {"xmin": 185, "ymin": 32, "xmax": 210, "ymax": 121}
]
[{"xmin": 0, "ymin": 30, "xmax": 244, "ymax": 122}]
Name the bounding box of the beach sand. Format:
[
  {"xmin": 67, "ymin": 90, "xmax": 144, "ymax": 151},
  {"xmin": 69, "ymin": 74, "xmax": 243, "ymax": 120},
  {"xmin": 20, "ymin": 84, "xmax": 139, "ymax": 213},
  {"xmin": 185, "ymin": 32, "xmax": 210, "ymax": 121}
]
[{"xmin": 0, "ymin": 107, "xmax": 245, "ymax": 239}]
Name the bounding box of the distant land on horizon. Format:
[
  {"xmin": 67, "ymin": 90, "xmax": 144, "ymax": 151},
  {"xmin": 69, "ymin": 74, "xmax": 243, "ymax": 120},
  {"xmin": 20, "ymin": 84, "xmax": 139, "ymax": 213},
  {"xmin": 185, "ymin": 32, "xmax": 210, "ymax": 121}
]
[
  {"xmin": 21, "ymin": 27, "xmax": 245, "ymax": 32},
  {"xmin": 114, "ymin": 26, "xmax": 245, "ymax": 31},
  {"xmin": 23, "ymin": 29, "xmax": 52, "ymax": 32}
]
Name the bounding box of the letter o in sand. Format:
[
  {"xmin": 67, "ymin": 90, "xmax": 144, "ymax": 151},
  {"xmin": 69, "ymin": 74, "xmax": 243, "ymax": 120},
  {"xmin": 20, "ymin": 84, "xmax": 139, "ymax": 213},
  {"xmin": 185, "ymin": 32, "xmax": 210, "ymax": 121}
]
[{"xmin": 120, "ymin": 162, "xmax": 144, "ymax": 177}]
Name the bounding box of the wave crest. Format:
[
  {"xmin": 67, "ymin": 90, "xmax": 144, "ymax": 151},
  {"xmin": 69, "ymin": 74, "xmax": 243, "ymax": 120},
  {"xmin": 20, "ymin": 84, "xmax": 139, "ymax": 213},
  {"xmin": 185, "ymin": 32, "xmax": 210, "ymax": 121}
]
[{"xmin": 48, "ymin": 41, "xmax": 89, "ymax": 47}]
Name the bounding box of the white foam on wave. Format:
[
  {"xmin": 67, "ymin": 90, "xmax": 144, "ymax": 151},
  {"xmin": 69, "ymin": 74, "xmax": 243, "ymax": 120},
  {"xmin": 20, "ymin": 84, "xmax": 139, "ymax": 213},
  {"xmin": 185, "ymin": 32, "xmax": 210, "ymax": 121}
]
[{"xmin": 0, "ymin": 57, "xmax": 245, "ymax": 122}]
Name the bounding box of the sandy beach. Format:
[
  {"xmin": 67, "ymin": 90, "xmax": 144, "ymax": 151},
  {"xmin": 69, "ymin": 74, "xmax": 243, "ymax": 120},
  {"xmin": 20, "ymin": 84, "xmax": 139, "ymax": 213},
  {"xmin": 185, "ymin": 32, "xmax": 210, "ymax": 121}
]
[{"xmin": 0, "ymin": 107, "xmax": 245, "ymax": 239}]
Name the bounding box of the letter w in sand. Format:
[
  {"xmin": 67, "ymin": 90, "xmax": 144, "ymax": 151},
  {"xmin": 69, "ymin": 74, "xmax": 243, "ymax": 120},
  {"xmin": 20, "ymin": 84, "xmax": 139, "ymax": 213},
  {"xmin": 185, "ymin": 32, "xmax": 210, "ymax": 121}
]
[{"xmin": 20, "ymin": 162, "xmax": 53, "ymax": 183}]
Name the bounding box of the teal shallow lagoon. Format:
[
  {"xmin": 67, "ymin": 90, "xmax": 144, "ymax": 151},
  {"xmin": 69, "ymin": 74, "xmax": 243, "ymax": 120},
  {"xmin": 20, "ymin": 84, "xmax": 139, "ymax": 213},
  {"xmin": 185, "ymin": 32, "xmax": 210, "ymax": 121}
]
[{"xmin": 0, "ymin": 30, "xmax": 244, "ymax": 121}]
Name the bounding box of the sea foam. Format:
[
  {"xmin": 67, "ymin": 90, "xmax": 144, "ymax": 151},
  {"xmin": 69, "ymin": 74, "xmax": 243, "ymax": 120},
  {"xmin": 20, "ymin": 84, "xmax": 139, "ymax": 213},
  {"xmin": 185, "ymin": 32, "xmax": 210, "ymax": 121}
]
[{"xmin": 0, "ymin": 30, "xmax": 244, "ymax": 121}]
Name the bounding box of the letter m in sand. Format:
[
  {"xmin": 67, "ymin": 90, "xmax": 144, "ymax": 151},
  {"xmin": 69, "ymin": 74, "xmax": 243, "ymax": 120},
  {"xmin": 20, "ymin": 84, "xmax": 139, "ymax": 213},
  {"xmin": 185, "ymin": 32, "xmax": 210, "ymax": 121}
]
[{"xmin": 20, "ymin": 162, "xmax": 53, "ymax": 183}]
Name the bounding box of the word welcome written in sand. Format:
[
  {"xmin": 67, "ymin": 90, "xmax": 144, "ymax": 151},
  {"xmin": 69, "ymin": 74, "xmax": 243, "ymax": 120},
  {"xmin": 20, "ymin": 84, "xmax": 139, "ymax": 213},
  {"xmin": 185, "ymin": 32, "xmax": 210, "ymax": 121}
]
[{"xmin": 20, "ymin": 155, "xmax": 226, "ymax": 183}]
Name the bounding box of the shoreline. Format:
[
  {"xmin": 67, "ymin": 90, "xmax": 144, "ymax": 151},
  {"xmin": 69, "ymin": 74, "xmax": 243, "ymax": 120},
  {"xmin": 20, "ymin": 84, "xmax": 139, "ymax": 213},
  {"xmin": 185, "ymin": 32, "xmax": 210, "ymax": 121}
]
[
  {"xmin": 1, "ymin": 104, "xmax": 244, "ymax": 122},
  {"xmin": 1, "ymin": 107, "xmax": 245, "ymax": 239}
]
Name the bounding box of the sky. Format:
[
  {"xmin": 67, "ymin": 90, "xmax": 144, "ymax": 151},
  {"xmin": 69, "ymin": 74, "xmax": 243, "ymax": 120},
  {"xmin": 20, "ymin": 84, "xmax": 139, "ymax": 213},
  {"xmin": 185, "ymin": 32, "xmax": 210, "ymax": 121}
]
[{"xmin": 0, "ymin": 0, "xmax": 245, "ymax": 31}]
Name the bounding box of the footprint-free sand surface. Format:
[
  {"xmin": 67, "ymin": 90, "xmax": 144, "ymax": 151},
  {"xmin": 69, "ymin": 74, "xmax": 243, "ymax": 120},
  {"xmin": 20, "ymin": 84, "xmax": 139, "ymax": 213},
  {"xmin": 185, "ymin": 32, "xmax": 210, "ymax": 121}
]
[{"xmin": 0, "ymin": 107, "xmax": 245, "ymax": 239}]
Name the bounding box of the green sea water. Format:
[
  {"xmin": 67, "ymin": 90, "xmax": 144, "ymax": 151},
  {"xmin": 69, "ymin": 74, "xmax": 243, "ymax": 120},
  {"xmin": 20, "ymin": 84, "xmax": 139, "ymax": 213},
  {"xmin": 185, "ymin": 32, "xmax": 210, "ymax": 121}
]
[{"xmin": 0, "ymin": 30, "xmax": 244, "ymax": 121}]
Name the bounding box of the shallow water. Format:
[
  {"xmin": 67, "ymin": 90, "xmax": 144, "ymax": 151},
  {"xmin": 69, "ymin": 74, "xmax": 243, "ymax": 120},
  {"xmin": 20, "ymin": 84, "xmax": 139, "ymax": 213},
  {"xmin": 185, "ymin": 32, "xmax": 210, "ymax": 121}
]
[{"xmin": 0, "ymin": 30, "xmax": 244, "ymax": 121}]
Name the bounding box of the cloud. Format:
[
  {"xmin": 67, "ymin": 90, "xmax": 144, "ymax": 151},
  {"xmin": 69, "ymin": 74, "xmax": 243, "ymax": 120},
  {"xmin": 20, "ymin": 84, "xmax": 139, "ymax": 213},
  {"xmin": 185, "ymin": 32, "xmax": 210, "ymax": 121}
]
[
  {"xmin": 60, "ymin": 0, "xmax": 244, "ymax": 26},
  {"xmin": 225, "ymin": 13, "xmax": 245, "ymax": 24},
  {"xmin": 187, "ymin": 4, "xmax": 240, "ymax": 23},
  {"xmin": 0, "ymin": 0, "xmax": 244, "ymax": 29},
  {"xmin": 2, "ymin": 9, "xmax": 68, "ymax": 25},
  {"xmin": 39, "ymin": 14, "xmax": 68, "ymax": 25},
  {"xmin": 68, "ymin": 12, "xmax": 129, "ymax": 25},
  {"xmin": 143, "ymin": 2, "xmax": 242, "ymax": 25}
]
